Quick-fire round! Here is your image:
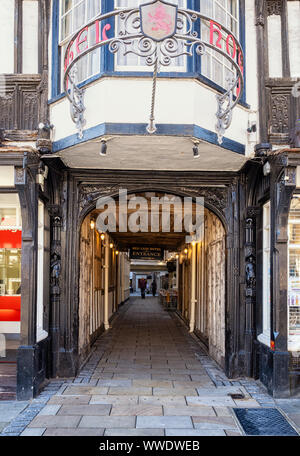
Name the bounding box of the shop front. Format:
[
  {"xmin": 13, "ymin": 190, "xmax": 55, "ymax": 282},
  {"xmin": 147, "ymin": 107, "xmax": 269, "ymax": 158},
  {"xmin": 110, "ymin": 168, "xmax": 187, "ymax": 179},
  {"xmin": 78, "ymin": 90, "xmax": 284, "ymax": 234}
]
[{"xmin": 0, "ymin": 193, "xmax": 22, "ymax": 363}]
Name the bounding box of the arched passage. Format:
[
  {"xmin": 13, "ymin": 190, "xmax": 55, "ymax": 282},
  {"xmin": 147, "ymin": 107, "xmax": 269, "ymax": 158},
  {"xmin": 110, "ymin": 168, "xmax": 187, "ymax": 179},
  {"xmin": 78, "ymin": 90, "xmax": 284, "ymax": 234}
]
[{"xmin": 78, "ymin": 190, "xmax": 226, "ymax": 370}]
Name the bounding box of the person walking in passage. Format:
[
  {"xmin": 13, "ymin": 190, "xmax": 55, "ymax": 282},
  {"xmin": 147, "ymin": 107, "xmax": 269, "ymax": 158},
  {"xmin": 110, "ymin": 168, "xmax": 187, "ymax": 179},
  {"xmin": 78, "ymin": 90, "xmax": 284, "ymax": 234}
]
[
  {"xmin": 151, "ymin": 280, "xmax": 157, "ymax": 297},
  {"xmin": 139, "ymin": 278, "xmax": 147, "ymax": 299}
]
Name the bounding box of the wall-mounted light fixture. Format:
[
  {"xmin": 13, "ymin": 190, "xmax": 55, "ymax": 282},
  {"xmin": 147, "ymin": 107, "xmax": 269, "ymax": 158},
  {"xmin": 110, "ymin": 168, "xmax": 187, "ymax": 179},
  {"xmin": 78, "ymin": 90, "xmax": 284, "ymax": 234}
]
[
  {"xmin": 116, "ymin": 250, "xmax": 119, "ymax": 255},
  {"xmin": 247, "ymin": 122, "xmax": 257, "ymax": 134},
  {"xmin": 184, "ymin": 248, "xmax": 188, "ymax": 254},
  {"xmin": 109, "ymin": 243, "xmax": 114, "ymax": 249},
  {"xmin": 100, "ymin": 140, "xmax": 107, "ymax": 156},
  {"xmin": 90, "ymin": 220, "xmax": 95, "ymax": 230},
  {"xmin": 263, "ymin": 161, "xmax": 271, "ymax": 176},
  {"xmin": 193, "ymin": 141, "xmax": 200, "ymax": 158},
  {"xmin": 100, "ymin": 233, "xmax": 105, "ymax": 241},
  {"xmin": 38, "ymin": 122, "xmax": 54, "ymax": 132}
]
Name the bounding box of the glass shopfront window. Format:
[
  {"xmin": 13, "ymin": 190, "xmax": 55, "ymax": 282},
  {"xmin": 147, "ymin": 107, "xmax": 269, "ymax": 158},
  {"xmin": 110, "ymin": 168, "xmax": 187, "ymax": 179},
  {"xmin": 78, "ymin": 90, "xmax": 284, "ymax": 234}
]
[
  {"xmin": 0, "ymin": 194, "xmax": 22, "ymax": 336},
  {"xmin": 288, "ymin": 197, "xmax": 300, "ymax": 351},
  {"xmin": 258, "ymin": 201, "xmax": 271, "ymax": 346},
  {"xmin": 0, "ymin": 250, "xmax": 21, "ymax": 297}
]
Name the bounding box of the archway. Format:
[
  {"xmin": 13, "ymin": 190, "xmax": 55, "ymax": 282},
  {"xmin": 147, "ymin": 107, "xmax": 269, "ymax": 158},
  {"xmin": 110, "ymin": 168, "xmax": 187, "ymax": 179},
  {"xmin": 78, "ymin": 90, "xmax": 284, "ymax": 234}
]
[{"xmin": 78, "ymin": 190, "xmax": 226, "ymax": 370}]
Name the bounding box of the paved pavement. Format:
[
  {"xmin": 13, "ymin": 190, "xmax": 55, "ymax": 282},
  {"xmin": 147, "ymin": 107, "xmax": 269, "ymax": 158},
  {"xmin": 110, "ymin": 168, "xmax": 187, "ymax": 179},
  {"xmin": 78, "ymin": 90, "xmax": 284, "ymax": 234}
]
[{"xmin": 0, "ymin": 297, "xmax": 299, "ymax": 436}]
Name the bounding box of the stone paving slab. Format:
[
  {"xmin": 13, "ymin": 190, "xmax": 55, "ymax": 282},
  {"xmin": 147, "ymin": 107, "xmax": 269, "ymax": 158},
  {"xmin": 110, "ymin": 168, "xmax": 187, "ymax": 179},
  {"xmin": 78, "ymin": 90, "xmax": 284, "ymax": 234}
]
[
  {"xmin": 165, "ymin": 428, "xmax": 226, "ymax": 436},
  {"xmin": 43, "ymin": 428, "xmax": 105, "ymax": 436},
  {"xmin": 48, "ymin": 395, "xmax": 92, "ymax": 405},
  {"xmin": 20, "ymin": 428, "xmax": 46, "ymax": 436},
  {"xmin": 63, "ymin": 386, "xmax": 109, "ymax": 395},
  {"xmin": 136, "ymin": 416, "xmax": 193, "ymax": 429},
  {"xmin": 225, "ymin": 429, "xmax": 243, "ymax": 436},
  {"xmin": 233, "ymin": 399, "xmax": 260, "ymax": 407},
  {"xmin": 79, "ymin": 415, "xmax": 136, "ymax": 428},
  {"xmin": 153, "ymin": 387, "xmax": 198, "ymax": 396},
  {"xmin": 107, "ymin": 386, "xmax": 152, "ymax": 396},
  {"xmin": 151, "ymin": 374, "xmax": 192, "ymax": 381},
  {"xmin": 186, "ymin": 396, "xmax": 236, "ymax": 406},
  {"xmin": 104, "ymin": 428, "xmax": 165, "ymax": 436},
  {"xmin": 90, "ymin": 395, "xmax": 139, "ymax": 405},
  {"xmin": 28, "ymin": 415, "xmax": 81, "ymax": 428},
  {"xmin": 37, "ymin": 405, "xmax": 61, "ymax": 416},
  {"xmin": 196, "ymin": 386, "xmax": 250, "ymax": 397},
  {"xmin": 110, "ymin": 405, "xmax": 163, "ymax": 416},
  {"xmin": 163, "ymin": 406, "xmax": 216, "ymax": 416},
  {"xmin": 213, "ymin": 407, "xmax": 232, "ymax": 416},
  {"xmin": 132, "ymin": 379, "xmax": 173, "ymax": 388},
  {"xmin": 58, "ymin": 404, "xmax": 111, "ymax": 416},
  {"xmin": 138, "ymin": 395, "xmax": 187, "ymax": 406},
  {"xmin": 96, "ymin": 379, "xmax": 132, "ymax": 387},
  {"xmin": 192, "ymin": 415, "xmax": 237, "ymax": 430}
]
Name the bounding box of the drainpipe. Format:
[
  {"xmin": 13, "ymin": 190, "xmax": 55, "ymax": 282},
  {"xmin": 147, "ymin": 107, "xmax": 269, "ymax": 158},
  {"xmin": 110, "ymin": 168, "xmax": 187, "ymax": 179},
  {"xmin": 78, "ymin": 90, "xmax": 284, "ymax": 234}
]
[
  {"xmin": 104, "ymin": 233, "xmax": 110, "ymax": 330},
  {"xmin": 189, "ymin": 242, "xmax": 196, "ymax": 333}
]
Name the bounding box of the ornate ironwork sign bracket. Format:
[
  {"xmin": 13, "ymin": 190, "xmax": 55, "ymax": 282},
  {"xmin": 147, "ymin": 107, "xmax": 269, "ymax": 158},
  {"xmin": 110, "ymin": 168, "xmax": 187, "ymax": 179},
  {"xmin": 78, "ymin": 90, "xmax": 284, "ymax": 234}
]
[{"xmin": 63, "ymin": 1, "xmax": 244, "ymax": 145}]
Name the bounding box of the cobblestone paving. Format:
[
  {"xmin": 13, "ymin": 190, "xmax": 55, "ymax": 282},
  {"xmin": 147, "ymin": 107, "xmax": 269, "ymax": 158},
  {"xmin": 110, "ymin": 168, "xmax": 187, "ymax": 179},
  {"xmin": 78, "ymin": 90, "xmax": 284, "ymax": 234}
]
[{"xmin": 1, "ymin": 297, "xmax": 299, "ymax": 436}]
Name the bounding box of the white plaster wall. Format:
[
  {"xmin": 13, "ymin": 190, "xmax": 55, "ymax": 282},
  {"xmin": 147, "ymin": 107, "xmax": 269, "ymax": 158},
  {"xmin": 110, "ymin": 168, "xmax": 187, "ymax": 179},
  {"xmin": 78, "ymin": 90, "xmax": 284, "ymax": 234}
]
[
  {"xmin": 287, "ymin": 1, "xmax": 300, "ymax": 78},
  {"xmin": 0, "ymin": 166, "xmax": 15, "ymax": 187},
  {"xmin": 22, "ymin": 0, "xmax": 39, "ymax": 73},
  {"xmin": 0, "ymin": 322, "xmax": 20, "ymax": 333},
  {"xmin": 50, "ymin": 77, "xmax": 251, "ymax": 149},
  {"xmin": 267, "ymin": 15, "xmax": 283, "ymax": 77},
  {"xmin": 0, "ymin": 0, "xmax": 15, "ymax": 73}
]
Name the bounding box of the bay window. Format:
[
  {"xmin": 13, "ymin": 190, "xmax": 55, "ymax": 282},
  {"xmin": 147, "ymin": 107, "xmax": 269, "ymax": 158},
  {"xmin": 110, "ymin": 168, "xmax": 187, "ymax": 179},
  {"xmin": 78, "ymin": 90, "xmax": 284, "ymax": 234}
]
[
  {"xmin": 59, "ymin": 0, "xmax": 102, "ymax": 84},
  {"xmin": 56, "ymin": 1, "xmax": 242, "ymax": 92},
  {"xmin": 200, "ymin": 0, "xmax": 239, "ymax": 88}
]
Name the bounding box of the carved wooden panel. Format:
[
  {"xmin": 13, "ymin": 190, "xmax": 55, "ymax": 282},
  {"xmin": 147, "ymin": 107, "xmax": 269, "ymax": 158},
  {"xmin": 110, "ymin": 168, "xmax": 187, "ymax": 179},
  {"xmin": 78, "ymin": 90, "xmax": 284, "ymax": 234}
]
[
  {"xmin": 266, "ymin": 0, "xmax": 283, "ymax": 16},
  {"xmin": 194, "ymin": 209, "xmax": 226, "ymax": 368},
  {"xmin": 0, "ymin": 75, "xmax": 41, "ymax": 131},
  {"xmin": 266, "ymin": 80, "xmax": 299, "ymax": 145}
]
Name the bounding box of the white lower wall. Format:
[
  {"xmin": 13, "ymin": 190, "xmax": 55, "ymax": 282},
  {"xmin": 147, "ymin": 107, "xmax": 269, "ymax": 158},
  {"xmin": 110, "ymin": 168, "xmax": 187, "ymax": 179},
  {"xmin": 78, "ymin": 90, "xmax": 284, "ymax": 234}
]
[
  {"xmin": 51, "ymin": 77, "xmax": 253, "ymax": 155},
  {"xmin": 288, "ymin": 1, "xmax": 300, "ymax": 78},
  {"xmin": 0, "ymin": 0, "xmax": 14, "ymax": 73},
  {"xmin": 22, "ymin": 0, "xmax": 39, "ymax": 74},
  {"xmin": 0, "ymin": 322, "xmax": 20, "ymax": 333}
]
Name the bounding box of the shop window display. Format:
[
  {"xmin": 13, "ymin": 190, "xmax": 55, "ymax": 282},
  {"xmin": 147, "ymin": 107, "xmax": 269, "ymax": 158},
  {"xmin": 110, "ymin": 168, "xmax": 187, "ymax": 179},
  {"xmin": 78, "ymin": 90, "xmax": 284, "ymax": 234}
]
[
  {"xmin": 288, "ymin": 196, "xmax": 300, "ymax": 352},
  {"xmin": 0, "ymin": 195, "xmax": 22, "ymax": 337}
]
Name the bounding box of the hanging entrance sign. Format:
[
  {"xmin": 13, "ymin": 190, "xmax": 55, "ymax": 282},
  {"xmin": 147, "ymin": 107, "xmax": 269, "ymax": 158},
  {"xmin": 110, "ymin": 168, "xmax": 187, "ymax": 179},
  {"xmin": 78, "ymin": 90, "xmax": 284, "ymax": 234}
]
[{"xmin": 63, "ymin": 0, "xmax": 244, "ymax": 144}]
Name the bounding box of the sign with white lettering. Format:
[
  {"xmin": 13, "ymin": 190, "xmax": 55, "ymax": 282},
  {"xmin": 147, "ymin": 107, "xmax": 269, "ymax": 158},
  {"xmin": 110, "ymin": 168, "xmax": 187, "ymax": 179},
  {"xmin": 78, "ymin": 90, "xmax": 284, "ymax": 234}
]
[{"xmin": 129, "ymin": 246, "xmax": 164, "ymax": 260}]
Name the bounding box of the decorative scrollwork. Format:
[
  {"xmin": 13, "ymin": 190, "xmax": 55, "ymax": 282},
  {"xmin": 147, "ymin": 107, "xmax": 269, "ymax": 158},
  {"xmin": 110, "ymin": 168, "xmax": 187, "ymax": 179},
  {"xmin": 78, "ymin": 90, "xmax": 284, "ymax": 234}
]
[
  {"xmin": 69, "ymin": 66, "xmax": 86, "ymax": 140},
  {"xmin": 64, "ymin": 4, "xmax": 244, "ymax": 144},
  {"xmin": 216, "ymin": 76, "xmax": 239, "ymax": 145}
]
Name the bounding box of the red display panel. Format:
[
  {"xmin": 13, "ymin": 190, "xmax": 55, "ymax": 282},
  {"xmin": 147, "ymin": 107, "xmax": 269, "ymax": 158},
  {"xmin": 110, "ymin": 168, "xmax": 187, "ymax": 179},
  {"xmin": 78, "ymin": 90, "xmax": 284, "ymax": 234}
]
[
  {"xmin": 0, "ymin": 230, "xmax": 22, "ymax": 249},
  {"xmin": 0, "ymin": 297, "xmax": 21, "ymax": 321}
]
